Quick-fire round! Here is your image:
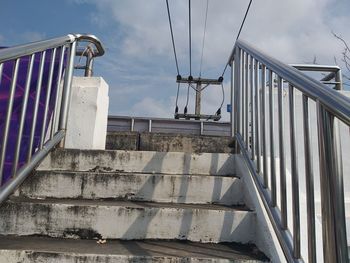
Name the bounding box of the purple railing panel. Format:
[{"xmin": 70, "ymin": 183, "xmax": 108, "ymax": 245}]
[{"xmin": 0, "ymin": 48, "xmax": 65, "ymax": 184}]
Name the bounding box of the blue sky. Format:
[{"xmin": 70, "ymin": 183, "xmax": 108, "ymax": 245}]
[{"xmin": 1, "ymin": 0, "xmax": 350, "ymax": 120}]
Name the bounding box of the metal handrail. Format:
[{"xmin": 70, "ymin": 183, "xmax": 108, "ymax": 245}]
[
  {"xmin": 229, "ymin": 40, "xmax": 349, "ymax": 262},
  {"xmin": 231, "ymin": 40, "xmax": 350, "ymax": 126},
  {"xmin": 0, "ymin": 33, "xmax": 104, "ymax": 204}
]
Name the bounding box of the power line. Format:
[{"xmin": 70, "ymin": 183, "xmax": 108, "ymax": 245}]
[
  {"xmin": 221, "ymin": 0, "xmax": 253, "ymax": 77},
  {"xmin": 199, "ymin": 0, "xmax": 209, "ymax": 77},
  {"xmin": 188, "ymin": 0, "xmax": 192, "ymax": 77},
  {"xmin": 165, "ymin": 0, "xmax": 180, "ymax": 77}
]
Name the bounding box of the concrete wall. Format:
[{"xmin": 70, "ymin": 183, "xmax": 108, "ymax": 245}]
[
  {"xmin": 65, "ymin": 77, "xmax": 109, "ymax": 150},
  {"xmin": 105, "ymin": 132, "xmax": 234, "ymax": 153}
]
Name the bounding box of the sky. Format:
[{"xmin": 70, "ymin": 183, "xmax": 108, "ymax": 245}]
[{"xmin": 1, "ymin": 0, "xmax": 350, "ymax": 121}]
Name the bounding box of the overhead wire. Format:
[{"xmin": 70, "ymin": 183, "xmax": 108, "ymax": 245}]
[
  {"xmin": 199, "ymin": 0, "xmax": 209, "ymax": 78},
  {"xmin": 221, "ymin": 0, "xmax": 253, "ymax": 77},
  {"xmin": 184, "ymin": 0, "xmax": 192, "ymax": 114},
  {"xmin": 188, "ymin": 0, "xmax": 192, "ymax": 77},
  {"xmin": 166, "ymin": 0, "xmax": 180, "ymax": 77}
]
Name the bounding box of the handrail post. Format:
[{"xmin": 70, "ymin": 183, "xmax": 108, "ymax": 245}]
[
  {"xmin": 234, "ymin": 47, "xmax": 241, "ymax": 153},
  {"xmin": 335, "ymin": 68, "xmax": 343, "ymax": 91},
  {"xmin": 317, "ymin": 101, "xmax": 348, "ymax": 262},
  {"xmin": 58, "ymin": 41, "xmax": 77, "ymax": 148}
]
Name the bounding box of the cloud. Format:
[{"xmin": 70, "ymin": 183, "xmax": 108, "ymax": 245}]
[
  {"xmin": 21, "ymin": 31, "xmax": 46, "ymax": 43},
  {"xmin": 71, "ymin": 0, "xmax": 350, "ymax": 118}
]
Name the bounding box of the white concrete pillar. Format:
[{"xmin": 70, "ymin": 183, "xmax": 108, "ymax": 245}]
[{"xmin": 65, "ymin": 77, "xmax": 109, "ymax": 150}]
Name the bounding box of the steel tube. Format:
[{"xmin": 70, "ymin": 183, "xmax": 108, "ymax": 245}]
[
  {"xmin": 230, "ymin": 62, "xmax": 234, "ymax": 137},
  {"xmin": 255, "ymin": 59, "xmax": 260, "ymax": 172},
  {"xmin": 40, "ymin": 48, "xmax": 57, "ymax": 149},
  {"xmin": 12, "ymin": 54, "xmax": 35, "ymax": 176},
  {"xmin": 277, "ymin": 76, "xmax": 287, "ymax": 230},
  {"xmin": 261, "ymin": 65, "xmax": 268, "ymax": 187},
  {"xmin": 288, "ymin": 85, "xmax": 300, "ymax": 258},
  {"xmin": 302, "ymin": 95, "xmax": 316, "ymax": 263},
  {"xmin": 250, "ymin": 56, "xmax": 255, "ymax": 160},
  {"xmin": 0, "ymin": 36, "xmax": 73, "ymax": 63},
  {"xmin": 0, "ymin": 131, "xmax": 65, "ymax": 205},
  {"xmin": 0, "ymin": 58, "xmax": 20, "ymax": 183},
  {"xmin": 232, "ymin": 40, "xmax": 350, "ymax": 126},
  {"xmin": 234, "ymin": 48, "xmax": 241, "ymax": 153},
  {"xmin": 335, "ymin": 69, "xmax": 343, "ymax": 91},
  {"xmin": 50, "ymin": 45, "xmax": 66, "ymax": 139},
  {"xmin": 149, "ymin": 119, "xmax": 152, "ymax": 132},
  {"xmin": 269, "ymin": 70, "xmax": 276, "ymax": 205},
  {"xmin": 0, "ymin": 63, "xmax": 3, "ymax": 84},
  {"xmin": 241, "ymin": 51, "xmax": 245, "ymax": 141},
  {"xmin": 317, "ymin": 102, "xmax": 337, "ymax": 262},
  {"xmin": 58, "ymin": 41, "xmax": 77, "ymax": 147},
  {"xmin": 235, "ymin": 133, "xmax": 296, "ymax": 262},
  {"xmin": 27, "ymin": 51, "xmax": 46, "ymax": 161},
  {"xmin": 332, "ymin": 117, "xmax": 348, "ymax": 262},
  {"xmin": 245, "ymin": 53, "xmax": 249, "ymax": 148}
]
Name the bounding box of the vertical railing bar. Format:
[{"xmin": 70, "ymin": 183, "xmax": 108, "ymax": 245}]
[
  {"xmin": 302, "ymin": 94, "xmax": 316, "ymax": 263},
  {"xmin": 269, "ymin": 70, "xmax": 276, "ymax": 205},
  {"xmin": 27, "ymin": 51, "xmax": 47, "ymax": 161},
  {"xmin": 58, "ymin": 41, "xmax": 77, "ymax": 147},
  {"xmin": 250, "ymin": 55, "xmax": 255, "ymax": 160},
  {"xmin": 316, "ymin": 102, "xmax": 338, "ymax": 262},
  {"xmin": 261, "ymin": 65, "xmax": 268, "ymax": 187},
  {"xmin": 241, "ymin": 50, "xmax": 245, "ymax": 140},
  {"xmin": 40, "ymin": 48, "xmax": 57, "ymax": 149},
  {"xmin": 288, "ymin": 84, "xmax": 301, "ymax": 258},
  {"xmin": 0, "ymin": 63, "xmax": 3, "ymax": 85},
  {"xmin": 12, "ymin": 54, "xmax": 35, "ymax": 176},
  {"xmin": 234, "ymin": 47, "xmax": 241, "ymax": 153},
  {"xmin": 0, "ymin": 58, "xmax": 20, "ymax": 183},
  {"xmin": 245, "ymin": 53, "xmax": 249, "ymax": 149},
  {"xmin": 50, "ymin": 45, "xmax": 66, "ymax": 139},
  {"xmin": 278, "ymin": 75, "xmax": 287, "ymax": 230},
  {"xmin": 255, "ymin": 59, "xmax": 261, "ymax": 172},
  {"xmin": 332, "ymin": 116, "xmax": 349, "ymax": 262}
]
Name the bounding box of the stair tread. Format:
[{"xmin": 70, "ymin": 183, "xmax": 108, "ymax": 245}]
[
  {"xmin": 36, "ymin": 170, "xmax": 238, "ymax": 178},
  {"xmin": 7, "ymin": 197, "xmax": 250, "ymax": 212},
  {"xmin": 0, "ymin": 235, "xmax": 268, "ymax": 261}
]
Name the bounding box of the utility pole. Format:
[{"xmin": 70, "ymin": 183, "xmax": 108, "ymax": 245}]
[{"xmin": 175, "ymin": 76, "xmax": 223, "ymax": 121}]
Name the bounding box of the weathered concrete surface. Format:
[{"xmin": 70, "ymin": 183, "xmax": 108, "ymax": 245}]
[
  {"xmin": 38, "ymin": 149, "xmax": 237, "ymax": 176},
  {"xmin": 105, "ymin": 132, "xmax": 234, "ymax": 153},
  {"xmin": 14, "ymin": 171, "xmax": 244, "ymax": 205},
  {"xmin": 235, "ymin": 155, "xmax": 286, "ymax": 262},
  {"xmin": 140, "ymin": 133, "xmax": 233, "ymax": 153},
  {"xmin": 65, "ymin": 77, "xmax": 109, "ymax": 150},
  {"xmin": 0, "ymin": 236, "xmax": 269, "ymax": 262},
  {"xmin": 0, "ymin": 198, "xmax": 254, "ymax": 243},
  {"xmin": 105, "ymin": 131, "xmax": 139, "ymax": 151}
]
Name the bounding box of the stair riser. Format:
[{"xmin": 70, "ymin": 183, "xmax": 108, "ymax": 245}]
[
  {"xmin": 0, "ymin": 250, "xmax": 266, "ymax": 263},
  {"xmin": 106, "ymin": 132, "xmax": 233, "ymax": 154},
  {"xmin": 15, "ymin": 172, "xmax": 243, "ymax": 205},
  {"xmin": 38, "ymin": 150, "xmax": 236, "ymax": 176},
  {"xmin": 0, "ymin": 202, "xmax": 255, "ymax": 243}
]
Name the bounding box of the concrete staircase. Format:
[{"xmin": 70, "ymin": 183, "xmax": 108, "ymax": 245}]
[{"xmin": 0, "ymin": 134, "xmax": 269, "ymax": 262}]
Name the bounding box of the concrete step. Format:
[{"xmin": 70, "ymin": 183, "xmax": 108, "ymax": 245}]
[
  {"xmin": 14, "ymin": 171, "xmax": 244, "ymax": 206},
  {"xmin": 38, "ymin": 149, "xmax": 236, "ymax": 176},
  {"xmin": 106, "ymin": 131, "xmax": 233, "ymax": 153},
  {"xmin": 0, "ymin": 198, "xmax": 255, "ymax": 243},
  {"xmin": 0, "ymin": 236, "xmax": 269, "ymax": 262}
]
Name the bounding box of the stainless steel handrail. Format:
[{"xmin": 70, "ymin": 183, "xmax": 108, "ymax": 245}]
[
  {"xmin": 229, "ymin": 40, "xmax": 349, "ymax": 262},
  {"xmin": 0, "ymin": 33, "xmax": 104, "ymax": 204},
  {"xmin": 0, "ymin": 34, "xmax": 104, "ymax": 76},
  {"xmin": 232, "ymin": 40, "xmax": 350, "ymax": 126}
]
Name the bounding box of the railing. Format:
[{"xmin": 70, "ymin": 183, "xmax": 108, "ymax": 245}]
[
  {"xmin": 228, "ymin": 39, "xmax": 350, "ymax": 262},
  {"xmin": 0, "ymin": 34, "xmax": 104, "ymax": 203}
]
